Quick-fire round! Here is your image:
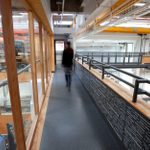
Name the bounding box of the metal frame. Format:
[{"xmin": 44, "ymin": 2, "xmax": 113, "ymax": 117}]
[
  {"xmin": 77, "ymin": 52, "xmax": 148, "ymax": 67},
  {"xmin": 76, "ymin": 54, "xmax": 150, "ymax": 103}
]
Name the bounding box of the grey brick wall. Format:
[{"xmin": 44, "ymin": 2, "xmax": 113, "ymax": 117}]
[{"xmin": 76, "ymin": 63, "xmax": 150, "ymax": 150}]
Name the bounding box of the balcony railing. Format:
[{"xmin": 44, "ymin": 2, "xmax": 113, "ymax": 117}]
[{"xmin": 75, "ymin": 54, "xmax": 150, "ymax": 103}]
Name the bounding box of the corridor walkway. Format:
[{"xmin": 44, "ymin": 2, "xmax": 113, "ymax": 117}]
[{"xmin": 40, "ymin": 69, "xmax": 126, "ymax": 150}]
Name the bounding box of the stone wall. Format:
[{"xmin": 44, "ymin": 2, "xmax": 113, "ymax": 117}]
[{"xmin": 76, "ymin": 62, "xmax": 150, "ymax": 150}]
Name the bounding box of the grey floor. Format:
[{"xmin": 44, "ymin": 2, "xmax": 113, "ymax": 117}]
[{"xmin": 40, "ymin": 69, "xmax": 126, "ymax": 150}]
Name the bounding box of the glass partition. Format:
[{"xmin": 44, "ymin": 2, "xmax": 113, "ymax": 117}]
[
  {"xmin": 12, "ymin": 10, "xmax": 35, "ymax": 140},
  {"xmin": 0, "ymin": 0, "xmax": 53, "ymax": 149}
]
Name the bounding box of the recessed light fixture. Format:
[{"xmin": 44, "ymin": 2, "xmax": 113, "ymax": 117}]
[
  {"xmin": 19, "ymin": 12, "xmax": 28, "ymax": 15},
  {"xmin": 134, "ymin": 3, "xmax": 145, "ymax": 7},
  {"xmin": 54, "ymin": 21, "xmax": 73, "ymax": 25},
  {"xmin": 13, "ymin": 15, "xmax": 23, "ymax": 18}
]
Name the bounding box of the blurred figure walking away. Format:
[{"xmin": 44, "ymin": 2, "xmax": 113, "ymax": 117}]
[{"xmin": 62, "ymin": 42, "xmax": 74, "ymax": 91}]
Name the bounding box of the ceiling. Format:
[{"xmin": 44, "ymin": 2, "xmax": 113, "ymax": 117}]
[
  {"xmin": 50, "ymin": 0, "xmax": 83, "ymax": 13},
  {"xmin": 50, "ymin": 0, "xmax": 107, "ymax": 36}
]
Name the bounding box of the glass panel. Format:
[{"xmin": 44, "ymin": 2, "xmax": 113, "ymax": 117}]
[
  {"xmin": 0, "ymin": 7, "xmax": 16, "ymax": 149},
  {"xmin": 34, "ymin": 19, "xmax": 43, "ymax": 108},
  {"xmin": 12, "ymin": 10, "xmax": 35, "ymax": 140}
]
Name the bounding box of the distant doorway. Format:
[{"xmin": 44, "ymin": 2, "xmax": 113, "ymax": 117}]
[{"xmin": 55, "ymin": 40, "xmax": 65, "ymax": 68}]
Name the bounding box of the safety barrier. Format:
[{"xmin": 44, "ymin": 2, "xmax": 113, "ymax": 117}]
[
  {"xmin": 76, "ymin": 54, "xmax": 150, "ymax": 103},
  {"xmin": 75, "ymin": 58, "xmax": 150, "ymax": 150}
]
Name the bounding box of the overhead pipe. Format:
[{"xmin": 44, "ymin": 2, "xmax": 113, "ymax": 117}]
[
  {"xmin": 61, "ymin": 0, "xmax": 65, "ymax": 22},
  {"xmin": 76, "ymin": 0, "xmax": 142, "ymax": 38},
  {"xmin": 76, "ymin": 0, "xmax": 118, "ymax": 31},
  {"xmin": 95, "ymin": 0, "xmax": 141, "ymax": 26},
  {"xmin": 76, "ymin": 0, "xmax": 128, "ymax": 37}
]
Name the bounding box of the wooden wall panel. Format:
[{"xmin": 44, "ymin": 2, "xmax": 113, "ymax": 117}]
[{"xmin": 141, "ymin": 56, "xmax": 150, "ymax": 64}]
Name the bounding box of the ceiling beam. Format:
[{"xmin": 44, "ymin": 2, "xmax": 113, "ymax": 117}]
[
  {"xmin": 25, "ymin": 0, "xmax": 53, "ymax": 35},
  {"xmin": 104, "ymin": 27, "xmax": 150, "ymax": 34},
  {"xmin": 76, "ymin": 0, "xmax": 141, "ymax": 38},
  {"xmin": 95, "ymin": 0, "xmax": 141, "ymax": 26}
]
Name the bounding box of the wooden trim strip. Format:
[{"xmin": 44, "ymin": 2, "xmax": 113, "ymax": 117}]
[
  {"xmin": 30, "ymin": 74, "xmax": 54, "ymax": 150},
  {"xmin": 0, "ymin": 0, "xmax": 26, "ymax": 149},
  {"xmin": 50, "ymin": 35, "xmax": 55, "ymax": 72},
  {"xmin": 26, "ymin": 115, "xmax": 38, "ymax": 150},
  {"xmin": 44, "ymin": 30, "xmax": 48, "ymax": 83},
  {"xmin": 47, "ymin": 35, "xmax": 51, "ymax": 76},
  {"xmin": 77, "ymin": 60, "xmax": 150, "ymax": 120},
  {"xmin": 25, "ymin": 0, "xmax": 53, "ymax": 35},
  {"xmin": 29, "ymin": 12, "xmax": 39, "ymax": 114},
  {"xmin": 39, "ymin": 22, "xmax": 45, "ymax": 95}
]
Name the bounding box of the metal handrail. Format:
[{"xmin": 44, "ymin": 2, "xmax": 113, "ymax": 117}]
[
  {"xmin": 0, "ymin": 64, "xmax": 31, "ymax": 88},
  {"xmin": 76, "ymin": 54, "xmax": 150, "ymax": 103},
  {"xmin": 76, "ymin": 52, "xmax": 145, "ymax": 65}
]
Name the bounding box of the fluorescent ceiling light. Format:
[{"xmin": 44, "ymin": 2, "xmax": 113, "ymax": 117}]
[
  {"xmin": 19, "ymin": 12, "xmax": 28, "ymax": 15},
  {"xmin": 62, "ymin": 13, "xmax": 74, "ymax": 16},
  {"xmin": 100, "ymin": 21, "xmax": 110, "ymax": 26},
  {"xmin": 134, "ymin": 3, "xmax": 145, "ymax": 7},
  {"xmin": 13, "ymin": 15, "xmax": 23, "ymax": 18},
  {"xmin": 54, "ymin": 21, "xmax": 73, "ymax": 25},
  {"xmin": 115, "ymin": 22, "xmax": 150, "ymax": 28},
  {"xmin": 53, "ymin": 13, "xmax": 74, "ymax": 16}
]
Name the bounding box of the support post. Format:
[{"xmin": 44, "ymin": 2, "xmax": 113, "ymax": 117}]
[
  {"xmin": 50, "ymin": 35, "xmax": 55, "ymax": 72},
  {"xmin": 102, "ymin": 66, "xmax": 105, "ymax": 79},
  {"xmin": 29, "ymin": 12, "xmax": 39, "ymax": 114},
  {"xmin": 132, "ymin": 80, "xmax": 139, "ymax": 103},
  {"xmin": 89, "ymin": 59, "xmax": 92, "ymax": 70},
  {"xmin": 82, "ymin": 57, "xmax": 84, "ymax": 64},
  {"xmin": 39, "ymin": 22, "xmax": 45, "ymax": 95},
  {"xmin": 44, "ymin": 30, "xmax": 48, "ymax": 83}
]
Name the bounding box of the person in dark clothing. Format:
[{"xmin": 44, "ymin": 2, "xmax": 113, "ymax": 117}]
[{"xmin": 62, "ymin": 42, "xmax": 74, "ymax": 90}]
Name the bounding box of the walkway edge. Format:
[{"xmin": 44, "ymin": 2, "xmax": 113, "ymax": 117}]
[{"xmin": 30, "ymin": 74, "xmax": 54, "ymax": 150}]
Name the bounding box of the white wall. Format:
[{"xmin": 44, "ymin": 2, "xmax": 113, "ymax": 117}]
[{"xmin": 75, "ymin": 32, "xmax": 143, "ymax": 53}]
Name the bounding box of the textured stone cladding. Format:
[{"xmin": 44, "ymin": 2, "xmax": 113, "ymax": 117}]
[{"xmin": 76, "ymin": 63, "xmax": 150, "ymax": 150}]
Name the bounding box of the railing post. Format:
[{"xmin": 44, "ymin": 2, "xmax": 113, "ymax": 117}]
[
  {"xmin": 102, "ymin": 66, "xmax": 105, "ymax": 79},
  {"xmin": 123, "ymin": 54, "xmax": 125, "ymax": 64},
  {"xmin": 108, "ymin": 53, "xmax": 110, "ymax": 64},
  {"xmin": 132, "ymin": 80, "xmax": 139, "ymax": 103},
  {"xmin": 82, "ymin": 57, "xmax": 84, "ymax": 64},
  {"xmin": 115, "ymin": 53, "xmax": 117, "ymax": 63},
  {"xmin": 128, "ymin": 54, "xmax": 130, "ymax": 63},
  {"xmin": 89, "ymin": 59, "xmax": 91, "ymax": 70},
  {"xmin": 77, "ymin": 55, "xmax": 80, "ymax": 61},
  {"xmin": 101, "ymin": 54, "xmax": 103, "ymax": 63}
]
